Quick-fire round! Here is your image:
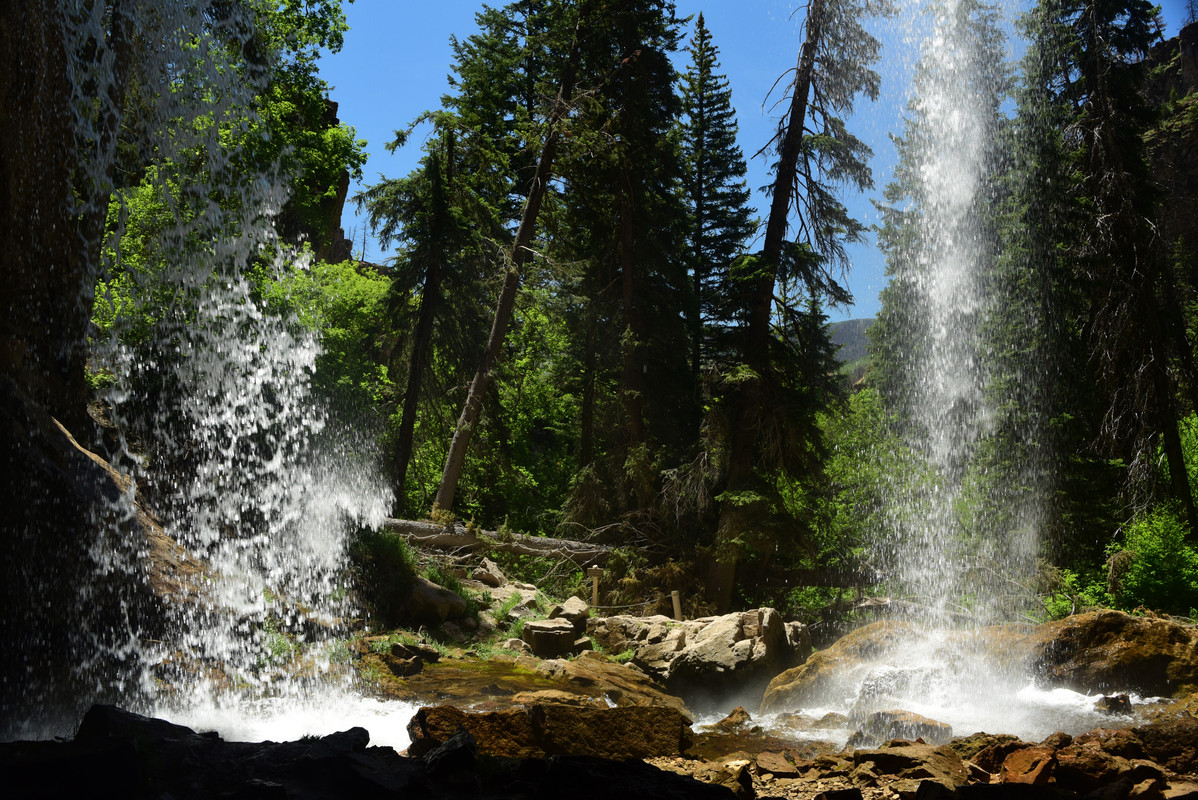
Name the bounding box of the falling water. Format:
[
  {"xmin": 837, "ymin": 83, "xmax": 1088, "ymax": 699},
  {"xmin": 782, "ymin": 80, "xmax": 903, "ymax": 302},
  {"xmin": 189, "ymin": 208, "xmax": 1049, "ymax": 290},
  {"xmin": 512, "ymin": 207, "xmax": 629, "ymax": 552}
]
[
  {"xmin": 786, "ymin": 0, "xmax": 1123, "ymax": 741},
  {"xmin": 4, "ymin": 1, "xmax": 417, "ymax": 744}
]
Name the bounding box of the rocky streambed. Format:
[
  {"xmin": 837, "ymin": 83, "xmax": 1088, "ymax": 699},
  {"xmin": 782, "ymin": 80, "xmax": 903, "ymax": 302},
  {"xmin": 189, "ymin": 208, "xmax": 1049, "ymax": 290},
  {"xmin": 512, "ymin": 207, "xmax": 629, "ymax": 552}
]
[{"xmin": 10, "ymin": 586, "xmax": 1198, "ymax": 798}]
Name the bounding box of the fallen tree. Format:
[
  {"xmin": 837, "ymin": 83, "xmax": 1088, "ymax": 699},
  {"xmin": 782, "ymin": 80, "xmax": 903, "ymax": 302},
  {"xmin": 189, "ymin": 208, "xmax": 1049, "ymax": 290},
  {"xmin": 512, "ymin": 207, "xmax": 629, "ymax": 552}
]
[{"xmin": 381, "ymin": 519, "xmax": 612, "ymax": 567}]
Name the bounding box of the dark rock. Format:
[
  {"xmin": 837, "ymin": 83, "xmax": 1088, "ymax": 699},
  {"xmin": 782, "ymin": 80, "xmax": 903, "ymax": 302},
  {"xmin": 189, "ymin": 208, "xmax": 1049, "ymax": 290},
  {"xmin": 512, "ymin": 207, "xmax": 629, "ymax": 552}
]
[
  {"xmin": 815, "ymin": 789, "xmax": 864, "ymax": 800},
  {"xmin": 1134, "ymin": 712, "xmax": 1198, "ymax": 773},
  {"xmin": 712, "ymin": 706, "xmax": 753, "ymax": 733},
  {"xmin": 1031, "ymin": 610, "xmax": 1198, "ymax": 697},
  {"xmin": 390, "ymin": 641, "xmax": 442, "ymax": 662},
  {"xmin": 2, "ymin": 704, "xmax": 733, "ymax": 800},
  {"xmin": 407, "ymin": 703, "xmax": 694, "ymax": 760},
  {"xmin": 1096, "ymin": 694, "xmax": 1132, "ymax": 715}
]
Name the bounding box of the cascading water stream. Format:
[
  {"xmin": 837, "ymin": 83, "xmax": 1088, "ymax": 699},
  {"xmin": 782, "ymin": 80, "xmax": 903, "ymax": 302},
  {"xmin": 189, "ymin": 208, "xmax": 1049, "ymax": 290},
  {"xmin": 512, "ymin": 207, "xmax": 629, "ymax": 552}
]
[{"xmin": 2, "ymin": 0, "xmax": 416, "ymax": 745}]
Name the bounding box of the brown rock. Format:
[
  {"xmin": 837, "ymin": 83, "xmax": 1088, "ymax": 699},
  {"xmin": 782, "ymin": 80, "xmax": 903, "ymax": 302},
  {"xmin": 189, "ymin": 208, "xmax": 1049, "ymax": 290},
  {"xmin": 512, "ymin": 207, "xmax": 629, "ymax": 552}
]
[
  {"xmin": 1054, "ymin": 740, "xmax": 1133, "ymax": 793},
  {"xmin": 1032, "ymin": 610, "xmax": 1198, "ymax": 697},
  {"xmin": 1135, "ymin": 714, "xmax": 1198, "ymax": 773},
  {"xmin": 1000, "ymin": 745, "xmax": 1057, "ymax": 785},
  {"xmin": 1098, "ymin": 693, "xmax": 1133, "ymax": 714},
  {"xmin": 471, "ymin": 557, "xmax": 506, "ymax": 587},
  {"xmin": 850, "ymin": 741, "xmax": 967, "ymax": 789},
  {"xmin": 756, "ymin": 750, "xmax": 799, "ymax": 777},
  {"xmin": 762, "ymin": 621, "xmax": 918, "ymax": 713},
  {"xmin": 406, "ymin": 704, "xmax": 694, "ymax": 760},
  {"xmin": 713, "ymin": 706, "xmax": 753, "ymax": 733},
  {"xmin": 549, "ymin": 596, "xmax": 591, "ymax": 635},
  {"xmin": 949, "ymin": 732, "xmax": 1024, "ymax": 763},
  {"xmin": 381, "ymin": 653, "xmax": 424, "ymax": 677},
  {"xmin": 407, "ymin": 575, "xmax": 468, "ymax": 624}
]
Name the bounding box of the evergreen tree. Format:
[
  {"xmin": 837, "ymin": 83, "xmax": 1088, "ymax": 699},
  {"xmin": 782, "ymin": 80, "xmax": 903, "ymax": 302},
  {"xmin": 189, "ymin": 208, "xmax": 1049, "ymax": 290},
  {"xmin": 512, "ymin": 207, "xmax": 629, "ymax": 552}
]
[
  {"xmin": 708, "ymin": 0, "xmax": 892, "ymax": 609},
  {"xmin": 678, "ymin": 13, "xmax": 756, "ymax": 381}
]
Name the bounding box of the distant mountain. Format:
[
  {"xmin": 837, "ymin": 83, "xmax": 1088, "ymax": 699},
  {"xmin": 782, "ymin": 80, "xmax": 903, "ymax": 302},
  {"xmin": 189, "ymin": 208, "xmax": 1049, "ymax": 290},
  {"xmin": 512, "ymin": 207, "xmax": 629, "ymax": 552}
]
[{"xmin": 828, "ymin": 318, "xmax": 874, "ymax": 365}]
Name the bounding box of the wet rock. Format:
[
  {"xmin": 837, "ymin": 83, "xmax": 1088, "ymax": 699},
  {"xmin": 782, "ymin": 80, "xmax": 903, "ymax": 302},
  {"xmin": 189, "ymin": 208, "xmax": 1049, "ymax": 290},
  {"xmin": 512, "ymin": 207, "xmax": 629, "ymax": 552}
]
[
  {"xmin": 5, "ymin": 704, "xmax": 732, "ymax": 800},
  {"xmin": 950, "ymin": 732, "xmax": 1025, "ymax": 763},
  {"xmin": 406, "ymin": 703, "xmax": 694, "ymax": 760},
  {"xmin": 522, "ymin": 617, "xmax": 577, "ymax": 658},
  {"xmin": 1134, "ymin": 713, "xmax": 1198, "ymax": 774},
  {"xmin": 970, "ymin": 737, "xmax": 1035, "ymax": 774},
  {"xmin": 390, "ymin": 641, "xmax": 441, "ymax": 662},
  {"xmin": 855, "ymin": 710, "xmax": 953, "ymax": 747},
  {"xmin": 472, "ymin": 557, "xmax": 507, "ymax": 587},
  {"xmin": 1032, "ymin": 610, "xmax": 1198, "ymax": 697},
  {"xmin": 761, "ymin": 620, "xmax": 917, "ymax": 713},
  {"xmin": 1098, "ymin": 693, "xmax": 1133, "ymax": 715},
  {"xmin": 712, "ymin": 706, "xmax": 754, "ymax": 733},
  {"xmin": 850, "ymin": 741, "xmax": 968, "ymax": 793},
  {"xmin": 381, "ymin": 653, "xmax": 424, "ymax": 676}
]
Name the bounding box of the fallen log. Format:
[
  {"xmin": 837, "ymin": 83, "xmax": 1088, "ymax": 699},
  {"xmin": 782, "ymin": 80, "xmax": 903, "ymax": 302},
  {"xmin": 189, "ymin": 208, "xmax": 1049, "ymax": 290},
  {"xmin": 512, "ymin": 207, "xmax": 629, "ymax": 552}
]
[{"xmin": 381, "ymin": 518, "xmax": 612, "ymax": 567}]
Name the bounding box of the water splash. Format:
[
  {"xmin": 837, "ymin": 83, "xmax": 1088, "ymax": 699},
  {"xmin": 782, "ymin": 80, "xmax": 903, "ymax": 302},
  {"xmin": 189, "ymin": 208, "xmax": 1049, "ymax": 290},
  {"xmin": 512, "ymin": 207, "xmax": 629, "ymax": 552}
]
[{"xmin": 10, "ymin": 0, "xmax": 393, "ymax": 741}]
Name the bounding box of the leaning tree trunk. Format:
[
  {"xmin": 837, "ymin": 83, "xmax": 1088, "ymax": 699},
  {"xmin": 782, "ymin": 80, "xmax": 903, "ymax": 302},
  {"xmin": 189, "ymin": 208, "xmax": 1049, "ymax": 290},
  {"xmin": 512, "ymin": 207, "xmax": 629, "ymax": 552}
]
[
  {"xmin": 707, "ymin": 0, "xmax": 826, "ymax": 611},
  {"xmin": 433, "ymin": 26, "xmax": 583, "ymax": 514}
]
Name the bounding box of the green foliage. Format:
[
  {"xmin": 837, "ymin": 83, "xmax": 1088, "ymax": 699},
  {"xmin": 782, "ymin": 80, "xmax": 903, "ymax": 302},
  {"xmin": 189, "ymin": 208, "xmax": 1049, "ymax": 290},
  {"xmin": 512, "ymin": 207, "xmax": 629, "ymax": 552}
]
[
  {"xmin": 347, "ymin": 529, "xmax": 417, "ymax": 628},
  {"xmin": 1040, "ymin": 565, "xmax": 1111, "ymax": 620},
  {"xmin": 1112, "ymin": 506, "xmax": 1198, "ymax": 614},
  {"xmin": 261, "ymin": 258, "xmax": 392, "ymax": 410}
]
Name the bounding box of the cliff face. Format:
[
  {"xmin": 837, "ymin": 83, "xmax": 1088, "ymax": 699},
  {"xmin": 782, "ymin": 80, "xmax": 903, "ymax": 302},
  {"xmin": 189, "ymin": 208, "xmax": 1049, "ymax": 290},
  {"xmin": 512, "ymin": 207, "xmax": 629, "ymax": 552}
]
[{"xmin": 1146, "ymin": 22, "xmax": 1198, "ymax": 272}]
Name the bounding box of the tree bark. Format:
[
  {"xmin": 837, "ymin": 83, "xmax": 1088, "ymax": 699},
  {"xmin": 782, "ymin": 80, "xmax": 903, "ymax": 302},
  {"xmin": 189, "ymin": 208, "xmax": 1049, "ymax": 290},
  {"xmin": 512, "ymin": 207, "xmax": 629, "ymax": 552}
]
[
  {"xmin": 434, "ymin": 24, "xmax": 583, "ymax": 514},
  {"xmin": 382, "ymin": 518, "xmax": 612, "ymax": 566}
]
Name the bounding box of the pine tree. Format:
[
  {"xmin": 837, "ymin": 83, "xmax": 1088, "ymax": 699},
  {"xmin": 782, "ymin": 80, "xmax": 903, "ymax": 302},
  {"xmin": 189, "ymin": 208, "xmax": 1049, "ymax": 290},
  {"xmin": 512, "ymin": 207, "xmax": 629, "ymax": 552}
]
[
  {"xmin": 708, "ymin": 0, "xmax": 892, "ymax": 609},
  {"xmin": 678, "ymin": 13, "xmax": 756, "ymax": 381}
]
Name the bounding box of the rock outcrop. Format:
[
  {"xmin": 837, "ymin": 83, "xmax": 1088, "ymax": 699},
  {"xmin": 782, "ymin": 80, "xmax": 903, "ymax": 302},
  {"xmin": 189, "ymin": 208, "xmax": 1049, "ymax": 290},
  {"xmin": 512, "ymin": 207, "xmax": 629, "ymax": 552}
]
[
  {"xmin": 4, "ymin": 704, "xmax": 733, "ymax": 800},
  {"xmin": 588, "ymin": 608, "xmax": 810, "ymax": 710}
]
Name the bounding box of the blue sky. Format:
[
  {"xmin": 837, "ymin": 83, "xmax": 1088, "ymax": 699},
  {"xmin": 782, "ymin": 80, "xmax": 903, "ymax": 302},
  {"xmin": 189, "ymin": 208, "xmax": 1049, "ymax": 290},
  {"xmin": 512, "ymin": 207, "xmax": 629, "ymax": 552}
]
[{"xmin": 319, "ymin": 0, "xmax": 1193, "ymax": 323}]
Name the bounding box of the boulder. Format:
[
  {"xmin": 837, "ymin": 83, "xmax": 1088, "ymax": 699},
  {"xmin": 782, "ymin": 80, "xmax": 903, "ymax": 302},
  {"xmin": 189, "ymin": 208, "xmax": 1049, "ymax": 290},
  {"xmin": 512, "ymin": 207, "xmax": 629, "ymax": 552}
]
[
  {"xmin": 522, "ymin": 618, "xmax": 578, "ymax": 658},
  {"xmin": 472, "ymin": 557, "xmax": 507, "ymax": 588},
  {"xmin": 549, "ymin": 595, "xmax": 591, "ymax": 634},
  {"xmin": 761, "ymin": 620, "xmax": 917, "ymax": 714},
  {"xmin": 849, "ymin": 710, "xmax": 953, "ymax": 747},
  {"xmin": 1031, "ymin": 610, "xmax": 1198, "ymax": 697},
  {"xmin": 406, "ymin": 575, "xmax": 467, "ymax": 625},
  {"xmin": 406, "ymin": 704, "xmax": 694, "ymax": 760},
  {"xmin": 588, "ymin": 608, "xmax": 809, "ymax": 710}
]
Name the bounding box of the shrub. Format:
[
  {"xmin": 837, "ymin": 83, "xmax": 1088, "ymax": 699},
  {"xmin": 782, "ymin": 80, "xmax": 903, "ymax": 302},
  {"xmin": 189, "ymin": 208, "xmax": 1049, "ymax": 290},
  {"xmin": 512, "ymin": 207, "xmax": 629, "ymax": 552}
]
[
  {"xmin": 1113, "ymin": 505, "xmax": 1198, "ymax": 615},
  {"xmin": 347, "ymin": 528, "xmax": 416, "ymax": 628}
]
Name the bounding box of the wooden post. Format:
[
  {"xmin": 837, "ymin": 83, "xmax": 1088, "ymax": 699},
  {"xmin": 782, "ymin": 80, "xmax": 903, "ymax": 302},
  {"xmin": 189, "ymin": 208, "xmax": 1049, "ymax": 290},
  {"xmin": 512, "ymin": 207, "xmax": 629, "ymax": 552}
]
[
  {"xmin": 587, "ymin": 565, "xmax": 603, "ymax": 608},
  {"xmin": 671, "ymin": 590, "xmax": 682, "ymax": 621}
]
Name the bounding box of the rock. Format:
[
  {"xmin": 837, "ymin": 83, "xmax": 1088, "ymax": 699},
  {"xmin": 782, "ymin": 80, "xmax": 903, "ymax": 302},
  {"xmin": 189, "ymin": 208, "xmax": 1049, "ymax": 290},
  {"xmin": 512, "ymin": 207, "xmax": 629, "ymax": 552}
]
[
  {"xmin": 531, "ymin": 656, "xmax": 692, "ymax": 717},
  {"xmin": 854, "ymin": 710, "xmax": 953, "ymax": 747},
  {"xmin": 550, "ymin": 595, "xmax": 591, "ymax": 631},
  {"xmin": 390, "ymin": 641, "xmax": 441, "ymax": 662},
  {"xmin": 1135, "ymin": 713, "xmax": 1198, "ymax": 773},
  {"xmin": 850, "ymin": 741, "xmax": 968, "ymax": 792},
  {"xmin": 499, "ymin": 637, "xmax": 532, "ymax": 654},
  {"xmin": 406, "ymin": 704, "xmax": 695, "ymax": 760},
  {"xmin": 712, "ymin": 706, "xmax": 754, "ymax": 733},
  {"xmin": 4, "ymin": 704, "xmax": 730, "ymax": 800},
  {"xmin": 522, "ymin": 618, "xmax": 578, "ymax": 658},
  {"xmin": 590, "ymin": 608, "xmax": 809, "ymax": 711},
  {"xmin": 756, "ymin": 750, "xmax": 801, "ymax": 777},
  {"xmin": 1098, "ymin": 693, "xmax": 1134, "ymax": 715},
  {"xmin": 761, "ymin": 620, "xmax": 917, "ymax": 713},
  {"xmin": 1032, "ymin": 610, "xmax": 1198, "ymax": 697},
  {"xmin": 406, "ymin": 575, "xmax": 468, "ymax": 625},
  {"xmin": 472, "ymin": 557, "xmax": 507, "ymax": 587},
  {"xmin": 573, "ymin": 636, "xmax": 593, "ymax": 652},
  {"xmin": 381, "ymin": 653, "xmax": 424, "ymax": 676},
  {"xmin": 1000, "ymin": 745, "xmax": 1057, "ymax": 785}
]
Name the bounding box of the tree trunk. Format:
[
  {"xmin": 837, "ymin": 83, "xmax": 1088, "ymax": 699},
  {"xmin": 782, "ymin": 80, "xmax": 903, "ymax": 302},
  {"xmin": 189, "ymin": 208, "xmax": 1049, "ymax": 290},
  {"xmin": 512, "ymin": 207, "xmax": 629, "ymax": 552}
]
[
  {"xmin": 392, "ymin": 260, "xmax": 441, "ymax": 511},
  {"xmin": 708, "ymin": 0, "xmax": 826, "ymax": 611},
  {"xmin": 434, "ymin": 25, "xmax": 582, "ymax": 514}
]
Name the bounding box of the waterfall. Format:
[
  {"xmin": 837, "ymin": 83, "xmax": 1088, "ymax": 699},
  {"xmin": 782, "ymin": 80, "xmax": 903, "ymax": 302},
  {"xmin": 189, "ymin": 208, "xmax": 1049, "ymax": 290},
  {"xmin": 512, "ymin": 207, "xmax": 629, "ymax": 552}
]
[{"xmin": 2, "ymin": 0, "xmax": 409, "ymax": 743}]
